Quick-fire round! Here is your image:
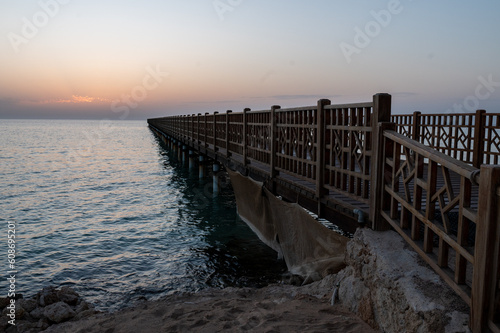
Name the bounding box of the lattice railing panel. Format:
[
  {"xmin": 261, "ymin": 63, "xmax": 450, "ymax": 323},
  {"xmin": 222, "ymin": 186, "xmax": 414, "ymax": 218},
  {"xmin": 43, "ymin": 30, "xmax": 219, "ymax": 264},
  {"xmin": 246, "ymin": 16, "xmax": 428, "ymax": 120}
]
[
  {"xmin": 420, "ymin": 114, "xmax": 476, "ymax": 163},
  {"xmin": 392, "ymin": 114, "xmax": 413, "ymax": 139},
  {"xmin": 204, "ymin": 114, "xmax": 215, "ymax": 146},
  {"xmin": 275, "ymin": 106, "xmax": 318, "ymax": 182},
  {"xmin": 227, "ymin": 113, "xmax": 244, "ymax": 155},
  {"xmin": 483, "ymin": 113, "xmax": 500, "ymax": 165},
  {"xmin": 246, "ymin": 111, "xmax": 271, "ymax": 165},
  {"xmin": 381, "ymin": 130, "xmax": 479, "ymax": 305},
  {"xmin": 324, "ymin": 105, "xmax": 372, "ymax": 202},
  {"xmin": 214, "ymin": 113, "xmax": 227, "ymax": 150}
]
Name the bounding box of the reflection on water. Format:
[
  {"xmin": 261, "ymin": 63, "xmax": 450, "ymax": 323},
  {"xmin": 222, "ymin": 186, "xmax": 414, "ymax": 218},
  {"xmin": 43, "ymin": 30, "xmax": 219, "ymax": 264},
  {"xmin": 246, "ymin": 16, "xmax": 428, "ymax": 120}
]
[
  {"xmin": 0, "ymin": 120, "xmax": 286, "ymax": 312},
  {"xmin": 157, "ymin": 139, "xmax": 288, "ymax": 289}
]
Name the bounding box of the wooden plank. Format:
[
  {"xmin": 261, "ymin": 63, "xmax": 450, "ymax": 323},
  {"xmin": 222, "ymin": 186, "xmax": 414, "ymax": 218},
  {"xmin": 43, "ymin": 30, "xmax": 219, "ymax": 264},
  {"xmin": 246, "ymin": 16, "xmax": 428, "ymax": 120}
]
[
  {"xmin": 456, "ymin": 176, "xmax": 472, "ymax": 286},
  {"xmin": 276, "ymin": 105, "xmax": 317, "ymax": 112},
  {"xmin": 473, "ymin": 110, "xmax": 486, "ymax": 168},
  {"xmin": 385, "ymin": 186, "xmax": 474, "ymax": 264},
  {"xmin": 316, "ymin": 99, "xmax": 330, "ymax": 204},
  {"xmin": 438, "ymin": 237, "xmax": 449, "ymax": 268},
  {"xmin": 325, "ymin": 125, "xmax": 373, "ymax": 132},
  {"xmin": 324, "ymin": 102, "xmax": 373, "ymax": 109},
  {"xmin": 370, "ymin": 121, "xmax": 394, "ymax": 230},
  {"xmin": 381, "ymin": 211, "xmax": 472, "ymax": 305},
  {"xmin": 487, "ymin": 322, "xmax": 500, "ymax": 333},
  {"xmin": 424, "ymin": 161, "xmax": 437, "ymax": 253},
  {"xmin": 411, "ymin": 153, "xmax": 424, "ymax": 240},
  {"xmin": 471, "ymin": 165, "xmax": 500, "ymax": 333},
  {"xmin": 391, "ymin": 142, "xmax": 401, "ymax": 219}
]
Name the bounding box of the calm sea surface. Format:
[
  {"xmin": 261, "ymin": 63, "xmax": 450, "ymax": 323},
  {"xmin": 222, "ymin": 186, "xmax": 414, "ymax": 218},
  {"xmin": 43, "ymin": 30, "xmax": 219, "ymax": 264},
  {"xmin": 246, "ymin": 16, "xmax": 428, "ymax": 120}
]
[{"xmin": 0, "ymin": 119, "xmax": 286, "ymax": 311}]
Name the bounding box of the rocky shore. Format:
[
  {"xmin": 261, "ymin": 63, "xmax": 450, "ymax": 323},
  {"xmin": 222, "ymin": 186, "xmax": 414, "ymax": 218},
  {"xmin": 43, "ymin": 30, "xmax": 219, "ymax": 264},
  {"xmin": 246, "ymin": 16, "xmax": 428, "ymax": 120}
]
[
  {"xmin": 1, "ymin": 228, "xmax": 473, "ymax": 332},
  {"xmin": 0, "ymin": 286, "xmax": 99, "ymax": 332},
  {"xmin": 1, "ymin": 282, "xmax": 374, "ymax": 333}
]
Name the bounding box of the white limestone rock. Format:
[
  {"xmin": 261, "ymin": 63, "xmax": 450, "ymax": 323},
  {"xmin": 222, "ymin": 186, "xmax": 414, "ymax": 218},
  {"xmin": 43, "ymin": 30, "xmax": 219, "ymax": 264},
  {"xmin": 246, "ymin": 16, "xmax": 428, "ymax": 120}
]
[{"xmin": 335, "ymin": 228, "xmax": 470, "ymax": 333}]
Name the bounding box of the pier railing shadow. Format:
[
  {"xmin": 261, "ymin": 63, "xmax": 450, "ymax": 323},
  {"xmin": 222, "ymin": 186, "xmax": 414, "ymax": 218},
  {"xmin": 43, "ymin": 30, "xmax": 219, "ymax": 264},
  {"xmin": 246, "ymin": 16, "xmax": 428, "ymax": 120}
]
[{"xmin": 148, "ymin": 95, "xmax": 500, "ymax": 333}]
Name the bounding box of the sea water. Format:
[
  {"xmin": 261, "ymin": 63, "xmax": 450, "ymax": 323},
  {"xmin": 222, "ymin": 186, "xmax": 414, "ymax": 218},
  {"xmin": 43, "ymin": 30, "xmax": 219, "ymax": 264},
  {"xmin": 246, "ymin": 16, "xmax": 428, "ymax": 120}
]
[{"xmin": 0, "ymin": 119, "xmax": 286, "ymax": 311}]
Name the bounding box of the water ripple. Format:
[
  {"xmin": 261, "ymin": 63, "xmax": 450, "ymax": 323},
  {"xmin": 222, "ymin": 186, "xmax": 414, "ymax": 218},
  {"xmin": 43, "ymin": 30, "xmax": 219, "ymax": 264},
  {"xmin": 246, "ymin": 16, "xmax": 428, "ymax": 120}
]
[{"xmin": 0, "ymin": 120, "xmax": 286, "ymax": 311}]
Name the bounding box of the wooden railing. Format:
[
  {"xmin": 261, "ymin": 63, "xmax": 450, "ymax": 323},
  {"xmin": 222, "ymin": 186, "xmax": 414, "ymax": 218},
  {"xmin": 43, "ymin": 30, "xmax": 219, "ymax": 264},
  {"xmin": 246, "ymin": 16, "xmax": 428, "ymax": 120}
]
[
  {"xmin": 376, "ymin": 129, "xmax": 500, "ymax": 332},
  {"xmin": 472, "ymin": 166, "xmax": 500, "ymax": 333},
  {"xmin": 376, "ymin": 129, "xmax": 479, "ymax": 304},
  {"xmin": 149, "ymin": 97, "xmax": 500, "ymax": 332},
  {"xmin": 392, "ymin": 110, "xmax": 500, "ymax": 167},
  {"xmin": 149, "ymin": 94, "xmax": 390, "ymax": 210},
  {"xmin": 323, "ymin": 102, "xmax": 374, "ymax": 204}
]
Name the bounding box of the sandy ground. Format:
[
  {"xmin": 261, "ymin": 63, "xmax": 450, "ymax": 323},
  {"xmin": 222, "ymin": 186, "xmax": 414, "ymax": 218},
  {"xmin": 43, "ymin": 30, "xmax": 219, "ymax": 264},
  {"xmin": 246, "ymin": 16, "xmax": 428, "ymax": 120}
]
[{"xmin": 44, "ymin": 277, "xmax": 375, "ymax": 333}]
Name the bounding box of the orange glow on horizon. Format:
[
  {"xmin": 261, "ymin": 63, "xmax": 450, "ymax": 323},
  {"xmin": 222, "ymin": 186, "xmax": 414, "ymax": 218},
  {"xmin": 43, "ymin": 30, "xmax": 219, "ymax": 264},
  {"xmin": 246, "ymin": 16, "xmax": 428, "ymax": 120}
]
[{"xmin": 21, "ymin": 95, "xmax": 112, "ymax": 105}]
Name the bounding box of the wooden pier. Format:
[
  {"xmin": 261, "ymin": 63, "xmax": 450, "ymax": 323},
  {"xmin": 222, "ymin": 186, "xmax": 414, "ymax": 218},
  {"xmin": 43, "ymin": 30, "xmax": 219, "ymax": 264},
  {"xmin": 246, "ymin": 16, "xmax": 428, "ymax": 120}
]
[{"xmin": 148, "ymin": 94, "xmax": 500, "ymax": 332}]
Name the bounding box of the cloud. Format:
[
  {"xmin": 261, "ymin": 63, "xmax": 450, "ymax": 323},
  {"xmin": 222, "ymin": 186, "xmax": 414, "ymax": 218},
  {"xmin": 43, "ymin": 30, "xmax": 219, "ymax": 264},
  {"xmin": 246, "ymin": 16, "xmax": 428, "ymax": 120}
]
[
  {"xmin": 20, "ymin": 95, "xmax": 112, "ymax": 105},
  {"xmin": 392, "ymin": 92, "xmax": 419, "ymax": 97},
  {"xmin": 0, "ymin": 97, "xmax": 16, "ymax": 105},
  {"xmin": 270, "ymin": 94, "xmax": 340, "ymax": 100}
]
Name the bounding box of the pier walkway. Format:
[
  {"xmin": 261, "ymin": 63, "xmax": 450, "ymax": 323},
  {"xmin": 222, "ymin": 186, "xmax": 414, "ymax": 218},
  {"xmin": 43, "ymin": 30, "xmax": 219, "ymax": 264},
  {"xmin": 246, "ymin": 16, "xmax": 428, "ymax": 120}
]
[{"xmin": 148, "ymin": 94, "xmax": 500, "ymax": 332}]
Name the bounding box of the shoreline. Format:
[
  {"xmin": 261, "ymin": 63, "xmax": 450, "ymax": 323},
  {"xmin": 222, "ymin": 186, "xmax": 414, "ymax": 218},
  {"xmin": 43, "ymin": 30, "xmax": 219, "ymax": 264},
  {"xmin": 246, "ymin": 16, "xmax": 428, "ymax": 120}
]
[
  {"xmin": 43, "ymin": 277, "xmax": 375, "ymax": 333},
  {"xmin": 2, "ymin": 228, "xmax": 473, "ymax": 332},
  {"xmin": 2, "ymin": 275, "xmax": 375, "ymax": 333}
]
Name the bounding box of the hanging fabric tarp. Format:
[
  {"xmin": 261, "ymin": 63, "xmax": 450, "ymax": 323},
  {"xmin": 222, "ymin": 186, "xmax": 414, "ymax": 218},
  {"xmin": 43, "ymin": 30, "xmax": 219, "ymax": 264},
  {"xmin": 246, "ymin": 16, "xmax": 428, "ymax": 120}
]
[{"xmin": 228, "ymin": 169, "xmax": 348, "ymax": 282}]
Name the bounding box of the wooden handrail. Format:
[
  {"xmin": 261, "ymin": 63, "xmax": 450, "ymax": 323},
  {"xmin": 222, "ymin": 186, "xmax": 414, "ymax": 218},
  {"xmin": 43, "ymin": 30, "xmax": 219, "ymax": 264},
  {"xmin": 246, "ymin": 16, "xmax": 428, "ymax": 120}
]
[
  {"xmin": 383, "ymin": 130, "xmax": 477, "ymax": 179},
  {"xmin": 325, "ymin": 102, "xmax": 373, "ymax": 109}
]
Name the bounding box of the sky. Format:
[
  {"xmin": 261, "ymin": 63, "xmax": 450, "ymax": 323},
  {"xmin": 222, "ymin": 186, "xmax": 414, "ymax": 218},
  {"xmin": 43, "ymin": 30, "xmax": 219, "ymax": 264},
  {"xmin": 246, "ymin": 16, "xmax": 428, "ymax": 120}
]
[{"xmin": 0, "ymin": 0, "xmax": 499, "ymax": 120}]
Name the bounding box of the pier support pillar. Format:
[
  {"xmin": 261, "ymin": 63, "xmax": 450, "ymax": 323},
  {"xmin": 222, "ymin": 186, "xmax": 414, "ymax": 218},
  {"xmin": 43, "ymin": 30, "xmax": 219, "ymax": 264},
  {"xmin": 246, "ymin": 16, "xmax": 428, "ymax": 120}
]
[
  {"xmin": 213, "ymin": 163, "xmax": 221, "ymax": 196},
  {"xmin": 182, "ymin": 145, "xmax": 188, "ymax": 164},
  {"xmin": 189, "ymin": 151, "xmax": 195, "ymax": 170},
  {"xmin": 172, "ymin": 140, "xmax": 177, "ymax": 154},
  {"xmin": 199, "ymin": 155, "xmax": 206, "ymax": 179},
  {"xmin": 177, "ymin": 142, "xmax": 182, "ymax": 161}
]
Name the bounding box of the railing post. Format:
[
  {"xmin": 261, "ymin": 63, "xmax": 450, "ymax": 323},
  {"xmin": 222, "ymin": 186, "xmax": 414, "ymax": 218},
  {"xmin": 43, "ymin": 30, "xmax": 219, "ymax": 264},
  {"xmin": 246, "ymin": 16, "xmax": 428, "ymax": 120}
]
[
  {"xmin": 182, "ymin": 145, "xmax": 188, "ymax": 164},
  {"xmin": 412, "ymin": 111, "xmax": 421, "ymax": 142},
  {"xmin": 473, "ymin": 109, "xmax": 486, "ymax": 168},
  {"xmin": 188, "ymin": 115, "xmax": 191, "ymax": 145},
  {"xmin": 213, "ymin": 162, "xmax": 221, "ymax": 196},
  {"xmin": 214, "ymin": 111, "xmax": 219, "ymax": 152},
  {"xmin": 183, "ymin": 116, "xmax": 186, "ymax": 141},
  {"xmin": 471, "ymin": 165, "xmax": 500, "ymax": 333},
  {"xmin": 316, "ymin": 99, "xmax": 331, "ymax": 217},
  {"xmin": 243, "ymin": 108, "xmax": 250, "ymax": 166},
  {"xmin": 197, "ymin": 113, "xmax": 201, "ymax": 147},
  {"xmin": 189, "ymin": 150, "xmax": 195, "ymax": 170},
  {"xmin": 190, "ymin": 115, "xmax": 194, "ymax": 145},
  {"xmin": 204, "ymin": 112, "xmax": 209, "ymax": 148},
  {"xmin": 226, "ymin": 110, "xmax": 232, "ymax": 158},
  {"xmin": 270, "ymin": 105, "xmax": 280, "ymax": 181},
  {"xmin": 177, "ymin": 140, "xmax": 182, "ymax": 161},
  {"xmin": 182, "ymin": 115, "xmax": 186, "ymax": 140},
  {"xmin": 370, "ymin": 93, "xmax": 392, "ymax": 230},
  {"xmin": 199, "ymin": 155, "xmax": 205, "ymax": 179}
]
